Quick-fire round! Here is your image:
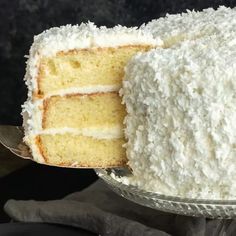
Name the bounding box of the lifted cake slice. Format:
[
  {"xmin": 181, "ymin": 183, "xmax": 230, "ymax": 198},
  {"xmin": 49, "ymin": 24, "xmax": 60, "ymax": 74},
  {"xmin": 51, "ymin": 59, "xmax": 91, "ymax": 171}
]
[{"xmin": 22, "ymin": 22, "xmax": 160, "ymax": 167}]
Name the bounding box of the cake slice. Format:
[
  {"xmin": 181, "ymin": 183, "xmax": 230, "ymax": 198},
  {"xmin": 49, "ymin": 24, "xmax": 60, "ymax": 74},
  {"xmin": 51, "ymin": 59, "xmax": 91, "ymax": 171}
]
[{"xmin": 22, "ymin": 23, "xmax": 159, "ymax": 167}]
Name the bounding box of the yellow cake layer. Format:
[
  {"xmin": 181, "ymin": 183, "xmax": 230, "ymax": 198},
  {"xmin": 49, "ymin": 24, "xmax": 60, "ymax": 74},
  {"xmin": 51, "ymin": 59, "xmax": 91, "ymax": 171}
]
[
  {"xmin": 36, "ymin": 134, "xmax": 126, "ymax": 167},
  {"xmin": 43, "ymin": 92, "xmax": 126, "ymax": 129},
  {"xmin": 37, "ymin": 45, "xmax": 152, "ymax": 97}
]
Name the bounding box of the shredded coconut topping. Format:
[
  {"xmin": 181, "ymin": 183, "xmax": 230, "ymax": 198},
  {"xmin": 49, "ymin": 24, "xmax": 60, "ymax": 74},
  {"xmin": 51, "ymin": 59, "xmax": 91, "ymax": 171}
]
[
  {"xmin": 121, "ymin": 28, "xmax": 236, "ymax": 199},
  {"xmin": 142, "ymin": 6, "xmax": 236, "ymax": 47}
]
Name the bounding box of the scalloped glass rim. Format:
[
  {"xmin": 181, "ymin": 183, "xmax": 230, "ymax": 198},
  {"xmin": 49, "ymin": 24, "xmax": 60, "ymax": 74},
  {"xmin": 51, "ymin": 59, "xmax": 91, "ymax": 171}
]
[{"xmin": 95, "ymin": 168, "xmax": 236, "ymax": 218}]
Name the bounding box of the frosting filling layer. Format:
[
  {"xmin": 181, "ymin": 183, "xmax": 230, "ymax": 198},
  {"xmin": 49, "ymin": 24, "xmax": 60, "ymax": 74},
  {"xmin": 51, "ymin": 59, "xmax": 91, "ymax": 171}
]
[{"xmin": 26, "ymin": 127, "xmax": 124, "ymax": 139}]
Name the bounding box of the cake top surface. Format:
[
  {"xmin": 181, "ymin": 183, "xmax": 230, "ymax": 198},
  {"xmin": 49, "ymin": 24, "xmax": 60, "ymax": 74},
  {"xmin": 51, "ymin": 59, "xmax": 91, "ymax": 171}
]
[
  {"xmin": 121, "ymin": 29, "xmax": 236, "ymax": 199},
  {"xmin": 142, "ymin": 6, "xmax": 236, "ymax": 47},
  {"xmin": 30, "ymin": 22, "xmax": 161, "ymax": 58}
]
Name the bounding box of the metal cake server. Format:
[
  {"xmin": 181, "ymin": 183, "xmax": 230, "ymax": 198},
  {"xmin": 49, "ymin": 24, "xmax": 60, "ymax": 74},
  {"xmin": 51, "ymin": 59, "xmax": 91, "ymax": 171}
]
[{"xmin": 0, "ymin": 125, "xmax": 32, "ymax": 160}]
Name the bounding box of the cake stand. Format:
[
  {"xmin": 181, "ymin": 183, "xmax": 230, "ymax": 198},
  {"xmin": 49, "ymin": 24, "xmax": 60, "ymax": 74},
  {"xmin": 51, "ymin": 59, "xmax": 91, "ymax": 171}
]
[{"xmin": 95, "ymin": 168, "xmax": 236, "ymax": 219}]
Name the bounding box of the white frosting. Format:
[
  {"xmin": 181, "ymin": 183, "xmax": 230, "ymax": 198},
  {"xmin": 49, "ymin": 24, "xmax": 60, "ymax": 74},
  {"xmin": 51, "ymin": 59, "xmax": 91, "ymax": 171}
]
[
  {"xmin": 120, "ymin": 29, "xmax": 236, "ymax": 199},
  {"xmin": 31, "ymin": 22, "xmax": 159, "ymax": 58},
  {"xmin": 42, "ymin": 85, "xmax": 121, "ymax": 99},
  {"xmin": 32, "ymin": 127, "xmax": 123, "ymax": 139},
  {"xmin": 142, "ymin": 6, "xmax": 236, "ymax": 47}
]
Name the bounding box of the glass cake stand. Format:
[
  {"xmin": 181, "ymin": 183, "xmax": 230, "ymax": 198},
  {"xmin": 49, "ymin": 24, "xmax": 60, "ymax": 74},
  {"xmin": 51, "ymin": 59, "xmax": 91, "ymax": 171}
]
[{"xmin": 95, "ymin": 168, "xmax": 236, "ymax": 219}]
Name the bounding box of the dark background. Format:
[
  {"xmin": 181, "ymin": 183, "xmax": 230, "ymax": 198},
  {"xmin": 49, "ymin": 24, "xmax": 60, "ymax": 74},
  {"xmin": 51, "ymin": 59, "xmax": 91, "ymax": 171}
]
[
  {"xmin": 1, "ymin": 0, "xmax": 236, "ymax": 125},
  {"xmin": 0, "ymin": 0, "xmax": 236, "ymax": 228}
]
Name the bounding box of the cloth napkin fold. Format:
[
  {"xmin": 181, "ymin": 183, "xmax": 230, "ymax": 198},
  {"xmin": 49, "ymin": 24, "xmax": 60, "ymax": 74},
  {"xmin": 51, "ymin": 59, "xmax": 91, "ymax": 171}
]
[{"xmin": 4, "ymin": 180, "xmax": 236, "ymax": 236}]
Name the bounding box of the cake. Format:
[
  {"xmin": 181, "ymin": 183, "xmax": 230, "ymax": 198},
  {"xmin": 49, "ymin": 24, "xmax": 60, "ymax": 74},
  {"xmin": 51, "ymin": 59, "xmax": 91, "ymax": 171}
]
[
  {"xmin": 23, "ymin": 5, "xmax": 236, "ymax": 199},
  {"xmin": 120, "ymin": 7, "xmax": 236, "ymax": 199},
  {"xmin": 22, "ymin": 23, "xmax": 159, "ymax": 167}
]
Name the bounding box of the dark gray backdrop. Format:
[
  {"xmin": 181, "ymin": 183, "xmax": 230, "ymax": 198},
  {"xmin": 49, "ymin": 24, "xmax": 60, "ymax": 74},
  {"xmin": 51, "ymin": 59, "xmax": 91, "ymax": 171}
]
[{"xmin": 0, "ymin": 0, "xmax": 235, "ymax": 125}]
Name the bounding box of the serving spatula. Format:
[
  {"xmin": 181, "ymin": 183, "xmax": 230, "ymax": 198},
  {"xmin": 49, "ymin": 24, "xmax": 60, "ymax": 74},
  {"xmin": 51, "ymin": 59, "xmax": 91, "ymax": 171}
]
[{"xmin": 0, "ymin": 125, "xmax": 32, "ymax": 160}]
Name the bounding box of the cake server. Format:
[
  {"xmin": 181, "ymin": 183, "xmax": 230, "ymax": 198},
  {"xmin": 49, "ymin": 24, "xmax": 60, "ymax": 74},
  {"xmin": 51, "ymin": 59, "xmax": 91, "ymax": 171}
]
[{"xmin": 0, "ymin": 125, "xmax": 32, "ymax": 160}]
